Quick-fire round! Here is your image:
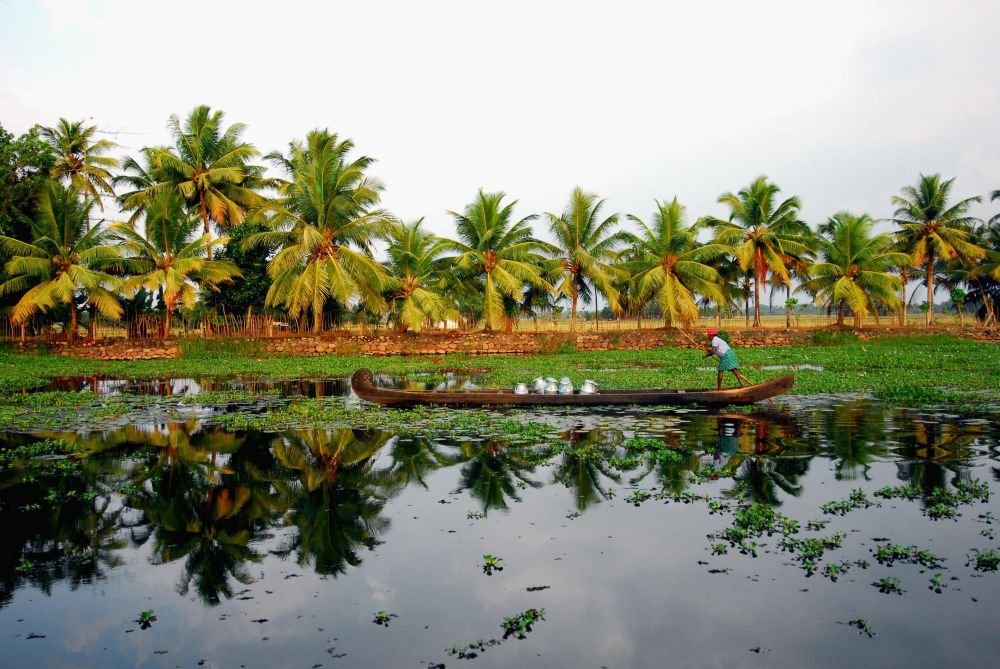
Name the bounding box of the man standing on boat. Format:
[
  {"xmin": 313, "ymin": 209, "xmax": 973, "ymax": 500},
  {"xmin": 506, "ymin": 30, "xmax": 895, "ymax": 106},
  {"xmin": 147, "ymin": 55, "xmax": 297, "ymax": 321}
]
[{"xmin": 704, "ymin": 329, "xmax": 751, "ymax": 390}]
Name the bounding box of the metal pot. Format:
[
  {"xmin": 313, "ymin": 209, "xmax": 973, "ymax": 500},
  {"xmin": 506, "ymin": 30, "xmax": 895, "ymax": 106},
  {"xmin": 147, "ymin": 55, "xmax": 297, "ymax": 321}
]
[
  {"xmin": 544, "ymin": 380, "xmax": 559, "ymax": 393},
  {"xmin": 514, "ymin": 383, "xmax": 529, "ymax": 395},
  {"xmin": 532, "ymin": 377, "xmax": 547, "ymax": 393},
  {"xmin": 558, "ymin": 381, "xmax": 574, "ymax": 394},
  {"xmin": 580, "ymin": 379, "xmax": 598, "ymax": 394}
]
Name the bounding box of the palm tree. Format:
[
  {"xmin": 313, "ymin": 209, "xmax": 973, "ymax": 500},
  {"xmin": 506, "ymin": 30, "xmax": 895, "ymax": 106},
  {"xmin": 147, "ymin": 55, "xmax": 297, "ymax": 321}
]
[
  {"xmin": 447, "ymin": 189, "xmax": 554, "ymax": 331},
  {"xmin": 41, "ymin": 119, "xmax": 118, "ymax": 208},
  {"xmin": 384, "ymin": 219, "xmax": 455, "ymax": 332},
  {"xmin": 623, "ymin": 197, "xmax": 728, "ymax": 327},
  {"xmin": 0, "ymin": 181, "xmax": 121, "ymax": 338},
  {"xmin": 890, "ymin": 174, "xmax": 984, "ymax": 325},
  {"xmin": 801, "ymin": 212, "xmax": 908, "ymax": 326},
  {"xmin": 246, "ymin": 129, "xmax": 393, "ymax": 333},
  {"xmin": 110, "ymin": 189, "xmax": 241, "ymax": 338},
  {"xmin": 121, "ymin": 106, "xmax": 267, "ymax": 256},
  {"xmin": 546, "ymin": 187, "xmax": 625, "ymax": 329},
  {"xmin": 699, "ymin": 176, "xmax": 811, "ymax": 327}
]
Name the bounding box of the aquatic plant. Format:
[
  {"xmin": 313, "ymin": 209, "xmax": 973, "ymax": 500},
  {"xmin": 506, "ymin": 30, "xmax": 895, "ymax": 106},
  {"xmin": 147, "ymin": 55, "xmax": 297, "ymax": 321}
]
[
  {"xmin": 501, "ymin": 608, "xmax": 545, "ymax": 639},
  {"xmin": 136, "ymin": 610, "xmax": 157, "ymax": 630},
  {"xmin": 373, "ymin": 610, "xmax": 396, "ymax": 626},
  {"xmin": 481, "ymin": 554, "xmax": 504, "ymax": 575},
  {"xmin": 873, "ymin": 544, "xmax": 943, "ymax": 568},
  {"xmin": 820, "ymin": 489, "xmax": 875, "ymax": 515},
  {"xmin": 874, "ymin": 577, "xmax": 904, "ymax": 594},
  {"xmin": 971, "ymin": 549, "xmax": 1000, "ymax": 571},
  {"xmin": 847, "ymin": 617, "xmax": 875, "ymax": 637}
]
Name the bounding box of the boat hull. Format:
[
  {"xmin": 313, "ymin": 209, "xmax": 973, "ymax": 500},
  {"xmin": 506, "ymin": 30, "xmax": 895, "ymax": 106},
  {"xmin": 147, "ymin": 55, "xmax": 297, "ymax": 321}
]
[{"xmin": 350, "ymin": 369, "xmax": 794, "ymax": 408}]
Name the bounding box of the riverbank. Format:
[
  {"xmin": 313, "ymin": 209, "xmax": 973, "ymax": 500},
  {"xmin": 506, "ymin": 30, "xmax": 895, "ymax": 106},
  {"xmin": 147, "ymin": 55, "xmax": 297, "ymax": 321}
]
[{"xmin": 1, "ymin": 334, "xmax": 997, "ymax": 402}]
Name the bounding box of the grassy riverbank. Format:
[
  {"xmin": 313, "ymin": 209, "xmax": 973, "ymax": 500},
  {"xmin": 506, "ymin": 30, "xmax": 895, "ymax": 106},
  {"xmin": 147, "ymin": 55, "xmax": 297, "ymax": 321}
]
[{"xmin": 1, "ymin": 334, "xmax": 998, "ymax": 401}]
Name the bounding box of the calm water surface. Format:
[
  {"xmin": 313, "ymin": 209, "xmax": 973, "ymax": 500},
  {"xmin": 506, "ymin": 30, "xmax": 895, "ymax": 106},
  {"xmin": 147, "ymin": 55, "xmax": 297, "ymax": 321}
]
[{"xmin": 1, "ymin": 379, "xmax": 998, "ymax": 668}]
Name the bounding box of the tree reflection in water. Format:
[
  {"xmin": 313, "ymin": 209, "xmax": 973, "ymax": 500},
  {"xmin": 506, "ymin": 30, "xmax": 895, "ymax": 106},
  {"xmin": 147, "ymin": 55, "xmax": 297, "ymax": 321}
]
[
  {"xmin": 552, "ymin": 428, "xmax": 622, "ymax": 511},
  {"xmin": 271, "ymin": 429, "xmax": 397, "ymax": 576},
  {"xmin": 453, "ymin": 438, "xmax": 542, "ymax": 515}
]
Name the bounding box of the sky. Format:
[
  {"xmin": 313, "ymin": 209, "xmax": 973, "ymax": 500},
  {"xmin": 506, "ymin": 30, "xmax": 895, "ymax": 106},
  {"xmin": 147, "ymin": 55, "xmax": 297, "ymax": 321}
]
[{"xmin": 2, "ymin": 0, "xmax": 999, "ymax": 242}]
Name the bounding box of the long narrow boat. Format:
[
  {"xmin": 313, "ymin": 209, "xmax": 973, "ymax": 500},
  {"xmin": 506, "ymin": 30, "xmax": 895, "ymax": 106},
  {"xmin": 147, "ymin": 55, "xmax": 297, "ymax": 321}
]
[{"xmin": 351, "ymin": 368, "xmax": 794, "ymax": 408}]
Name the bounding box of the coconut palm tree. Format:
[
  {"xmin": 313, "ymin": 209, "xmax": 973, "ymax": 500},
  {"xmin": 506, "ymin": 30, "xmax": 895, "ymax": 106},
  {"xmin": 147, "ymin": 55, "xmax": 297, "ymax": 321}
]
[
  {"xmin": 0, "ymin": 181, "xmax": 121, "ymax": 338},
  {"xmin": 41, "ymin": 119, "xmax": 118, "ymax": 208},
  {"xmin": 246, "ymin": 129, "xmax": 393, "ymax": 333},
  {"xmin": 120, "ymin": 106, "xmax": 267, "ymax": 255},
  {"xmin": 384, "ymin": 219, "xmax": 455, "ymax": 332},
  {"xmin": 890, "ymin": 174, "xmax": 984, "ymax": 325},
  {"xmin": 110, "ymin": 189, "xmax": 241, "ymax": 337},
  {"xmin": 622, "ymin": 197, "xmax": 728, "ymax": 328},
  {"xmin": 699, "ymin": 177, "xmax": 811, "ymax": 327},
  {"xmin": 546, "ymin": 187, "xmax": 626, "ymax": 329},
  {"xmin": 447, "ymin": 189, "xmax": 554, "ymax": 331},
  {"xmin": 801, "ymin": 212, "xmax": 908, "ymax": 326}
]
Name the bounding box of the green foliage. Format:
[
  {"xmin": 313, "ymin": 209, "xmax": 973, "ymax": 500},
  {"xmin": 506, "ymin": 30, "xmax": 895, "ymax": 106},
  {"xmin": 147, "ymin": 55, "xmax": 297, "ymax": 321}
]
[
  {"xmin": 481, "ymin": 554, "xmax": 504, "ymax": 575},
  {"xmin": 820, "ymin": 489, "xmax": 875, "ymax": 515},
  {"xmin": 501, "ymin": 608, "xmax": 545, "ymax": 639},
  {"xmin": 971, "ymin": 549, "xmax": 1000, "ymax": 571},
  {"xmin": 809, "ymin": 329, "xmax": 860, "ymax": 346},
  {"xmin": 0, "ymin": 124, "xmax": 55, "ymax": 243},
  {"xmin": 874, "ymin": 576, "xmax": 904, "ymax": 594},
  {"xmin": 847, "ymin": 618, "xmax": 875, "ymax": 637},
  {"xmin": 873, "ymin": 543, "xmax": 943, "ymax": 568},
  {"xmin": 205, "ymin": 218, "xmax": 273, "ymax": 316}
]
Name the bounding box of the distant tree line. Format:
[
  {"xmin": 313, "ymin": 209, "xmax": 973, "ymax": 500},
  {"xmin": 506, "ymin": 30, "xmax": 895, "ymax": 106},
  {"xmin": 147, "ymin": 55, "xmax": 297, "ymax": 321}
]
[{"xmin": 1, "ymin": 106, "xmax": 998, "ymax": 339}]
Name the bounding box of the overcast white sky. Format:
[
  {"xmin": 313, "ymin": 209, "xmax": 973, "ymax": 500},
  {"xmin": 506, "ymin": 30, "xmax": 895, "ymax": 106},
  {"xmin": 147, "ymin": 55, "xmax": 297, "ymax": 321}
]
[{"xmin": 2, "ymin": 0, "xmax": 998, "ymax": 241}]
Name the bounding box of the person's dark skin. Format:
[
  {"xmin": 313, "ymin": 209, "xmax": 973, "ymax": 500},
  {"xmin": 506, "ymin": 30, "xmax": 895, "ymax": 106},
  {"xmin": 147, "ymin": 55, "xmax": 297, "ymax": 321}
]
[{"xmin": 704, "ymin": 334, "xmax": 751, "ymax": 390}]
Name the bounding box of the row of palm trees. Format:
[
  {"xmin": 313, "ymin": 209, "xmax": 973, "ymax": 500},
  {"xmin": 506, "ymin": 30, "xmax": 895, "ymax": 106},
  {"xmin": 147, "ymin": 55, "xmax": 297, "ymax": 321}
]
[{"xmin": 2, "ymin": 106, "xmax": 999, "ymax": 339}]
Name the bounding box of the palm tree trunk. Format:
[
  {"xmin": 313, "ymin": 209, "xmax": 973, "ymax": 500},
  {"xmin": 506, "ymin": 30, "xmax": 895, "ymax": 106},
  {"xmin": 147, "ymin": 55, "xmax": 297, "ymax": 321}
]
[
  {"xmin": 926, "ymin": 255, "xmax": 934, "ymax": 326},
  {"xmin": 571, "ymin": 281, "xmax": 578, "ymax": 332},
  {"xmin": 900, "ymin": 267, "xmax": 908, "ymax": 327},
  {"xmin": 88, "ymin": 304, "xmax": 97, "ymax": 341},
  {"xmin": 837, "ymin": 299, "xmax": 845, "ymax": 326},
  {"xmin": 594, "ymin": 284, "xmax": 600, "ymax": 332},
  {"xmin": 753, "ymin": 272, "xmax": 762, "ymax": 327},
  {"xmin": 200, "ymin": 196, "xmax": 213, "ymax": 260},
  {"xmin": 163, "ymin": 307, "xmax": 171, "ymax": 339},
  {"xmin": 785, "ymin": 284, "xmax": 791, "ymax": 330}
]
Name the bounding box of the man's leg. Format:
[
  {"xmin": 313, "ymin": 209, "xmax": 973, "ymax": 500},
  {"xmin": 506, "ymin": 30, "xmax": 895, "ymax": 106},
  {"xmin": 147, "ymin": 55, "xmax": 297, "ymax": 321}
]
[
  {"xmin": 717, "ymin": 371, "xmax": 724, "ymax": 390},
  {"xmin": 732, "ymin": 370, "xmax": 745, "ymax": 387}
]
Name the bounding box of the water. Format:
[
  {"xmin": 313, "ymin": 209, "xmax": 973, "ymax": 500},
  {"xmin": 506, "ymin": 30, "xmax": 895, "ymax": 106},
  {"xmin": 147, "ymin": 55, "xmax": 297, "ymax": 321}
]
[{"xmin": 1, "ymin": 381, "xmax": 998, "ymax": 668}]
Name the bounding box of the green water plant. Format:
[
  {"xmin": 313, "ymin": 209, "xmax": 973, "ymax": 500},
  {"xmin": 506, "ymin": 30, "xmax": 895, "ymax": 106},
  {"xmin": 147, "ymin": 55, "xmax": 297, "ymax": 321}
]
[
  {"xmin": 373, "ymin": 610, "xmax": 396, "ymax": 626},
  {"xmin": 971, "ymin": 548, "xmax": 1000, "ymax": 571},
  {"xmin": 501, "ymin": 608, "xmax": 545, "ymax": 639},
  {"xmin": 482, "ymin": 554, "xmax": 504, "ymax": 575},
  {"xmin": 847, "ymin": 617, "xmax": 875, "ymax": 637},
  {"xmin": 136, "ymin": 610, "xmax": 157, "ymax": 630},
  {"xmin": 874, "ymin": 577, "xmax": 904, "ymax": 594}
]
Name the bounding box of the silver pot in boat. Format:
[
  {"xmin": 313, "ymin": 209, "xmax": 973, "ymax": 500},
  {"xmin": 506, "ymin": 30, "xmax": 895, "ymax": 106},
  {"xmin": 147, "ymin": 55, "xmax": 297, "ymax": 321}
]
[
  {"xmin": 514, "ymin": 383, "xmax": 529, "ymax": 395},
  {"xmin": 544, "ymin": 380, "xmax": 559, "ymax": 394},
  {"xmin": 580, "ymin": 379, "xmax": 598, "ymax": 394},
  {"xmin": 532, "ymin": 377, "xmax": 547, "ymax": 393}
]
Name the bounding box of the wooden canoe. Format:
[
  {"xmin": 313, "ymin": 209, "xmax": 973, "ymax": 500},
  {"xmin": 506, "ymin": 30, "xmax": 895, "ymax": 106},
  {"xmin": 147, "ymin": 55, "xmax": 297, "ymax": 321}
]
[{"xmin": 351, "ymin": 368, "xmax": 794, "ymax": 408}]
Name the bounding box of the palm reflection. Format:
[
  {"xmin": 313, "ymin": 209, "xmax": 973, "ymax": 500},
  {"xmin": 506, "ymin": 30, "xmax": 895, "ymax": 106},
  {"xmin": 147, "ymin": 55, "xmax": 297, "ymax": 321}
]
[
  {"xmin": 553, "ymin": 428, "xmax": 623, "ymax": 511},
  {"xmin": 271, "ymin": 429, "xmax": 398, "ymax": 576},
  {"xmin": 453, "ymin": 438, "xmax": 542, "ymax": 514}
]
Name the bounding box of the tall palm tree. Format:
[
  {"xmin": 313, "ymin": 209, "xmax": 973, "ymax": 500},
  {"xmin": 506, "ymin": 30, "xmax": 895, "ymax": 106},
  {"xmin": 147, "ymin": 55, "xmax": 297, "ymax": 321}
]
[
  {"xmin": 447, "ymin": 189, "xmax": 554, "ymax": 331},
  {"xmin": 120, "ymin": 106, "xmax": 267, "ymax": 256},
  {"xmin": 246, "ymin": 130, "xmax": 393, "ymax": 333},
  {"xmin": 890, "ymin": 174, "xmax": 984, "ymax": 325},
  {"xmin": 110, "ymin": 189, "xmax": 241, "ymax": 337},
  {"xmin": 802, "ymin": 213, "xmax": 907, "ymax": 326},
  {"xmin": 384, "ymin": 219, "xmax": 455, "ymax": 332},
  {"xmin": 0, "ymin": 181, "xmax": 121, "ymax": 338},
  {"xmin": 623, "ymin": 197, "xmax": 728, "ymax": 327},
  {"xmin": 41, "ymin": 119, "xmax": 118, "ymax": 208},
  {"xmin": 546, "ymin": 187, "xmax": 626, "ymax": 329},
  {"xmin": 699, "ymin": 176, "xmax": 811, "ymax": 327}
]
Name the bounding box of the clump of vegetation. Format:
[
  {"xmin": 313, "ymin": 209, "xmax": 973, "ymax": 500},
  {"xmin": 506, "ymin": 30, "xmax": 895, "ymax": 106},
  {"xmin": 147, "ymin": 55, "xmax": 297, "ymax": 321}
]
[
  {"xmin": 467, "ymin": 511, "xmax": 486, "ymax": 520},
  {"xmin": 874, "ymin": 577, "xmax": 904, "ymax": 594},
  {"xmin": 501, "ymin": 608, "xmax": 545, "ymax": 639},
  {"xmin": 821, "ymin": 489, "xmax": 875, "ymax": 515},
  {"xmin": 847, "ymin": 617, "xmax": 875, "ymax": 637},
  {"xmin": 482, "ymin": 554, "xmax": 504, "ymax": 575},
  {"xmin": 625, "ymin": 490, "xmax": 653, "ymax": 506},
  {"xmin": 373, "ymin": 610, "xmax": 397, "ymax": 626},
  {"xmin": 971, "ymin": 549, "xmax": 1000, "ymax": 571},
  {"xmin": 928, "ymin": 572, "xmax": 946, "ymax": 593},
  {"xmin": 446, "ymin": 639, "xmax": 500, "ymax": 659},
  {"xmin": 874, "ymin": 485, "xmax": 922, "ymax": 501},
  {"xmin": 873, "ymin": 544, "xmax": 943, "ymax": 568},
  {"xmin": 810, "ymin": 330, "xmax": 860, "ymax": 346},
  {"xmin": 136, "ymin": 610, "xmax": 157, "ymax": 630}
]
